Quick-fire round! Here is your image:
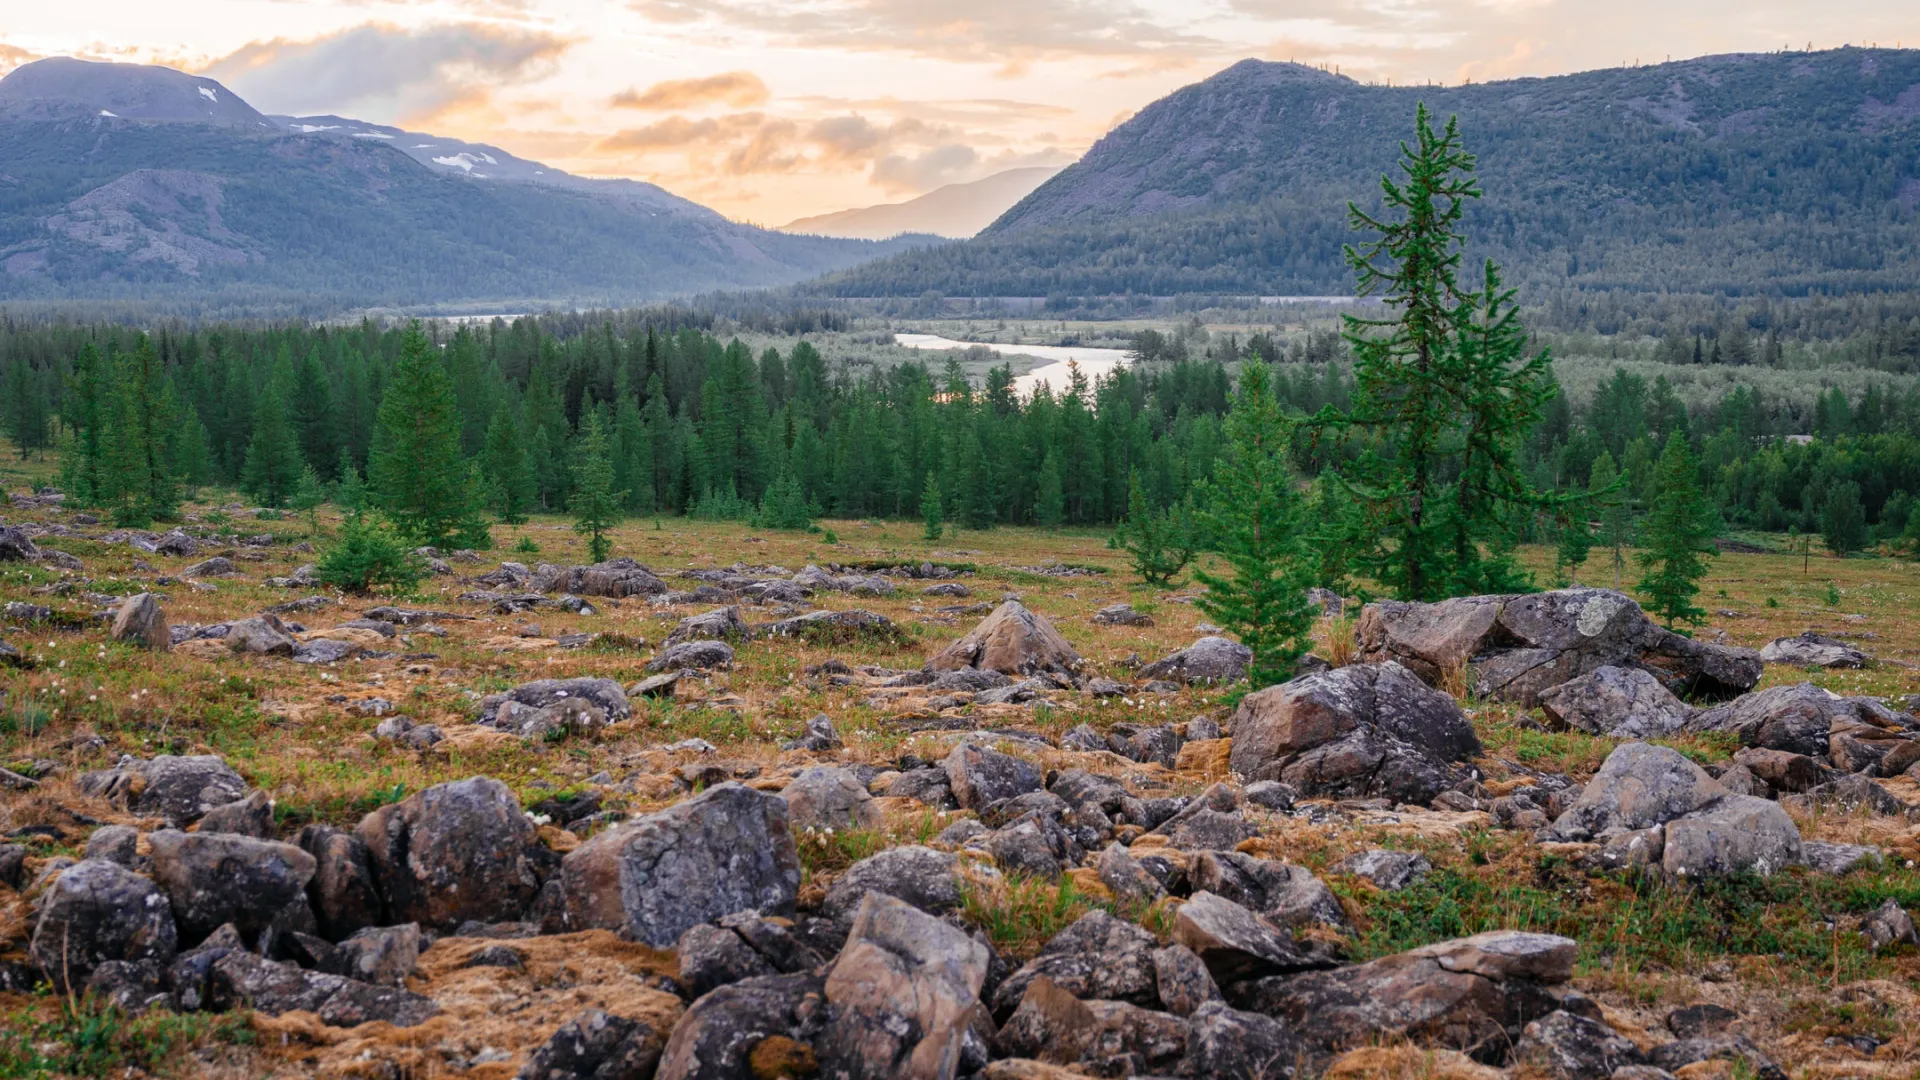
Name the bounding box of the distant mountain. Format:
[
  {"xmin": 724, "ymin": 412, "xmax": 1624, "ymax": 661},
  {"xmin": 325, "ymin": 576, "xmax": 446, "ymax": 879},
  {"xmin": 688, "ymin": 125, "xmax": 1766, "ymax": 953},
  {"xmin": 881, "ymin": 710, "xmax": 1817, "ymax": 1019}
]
[
  {"xmin": 0, "ymin": 58, "xmax": 932, "ymax": 316},
  {"xmin": 780, "ymin": 167, "xmax": 1064, "ymax": 240},
  {"xmin": 813, "ymin": 49, "xmax": 1920, "ymax": 300}
]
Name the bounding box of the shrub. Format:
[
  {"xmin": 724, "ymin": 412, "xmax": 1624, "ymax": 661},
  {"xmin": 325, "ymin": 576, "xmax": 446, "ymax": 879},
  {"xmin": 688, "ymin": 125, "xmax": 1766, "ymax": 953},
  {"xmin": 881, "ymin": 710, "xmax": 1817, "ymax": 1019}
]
[{"xmin": 317, "ymin": 513, "xmax": 424, "ymax": 595}]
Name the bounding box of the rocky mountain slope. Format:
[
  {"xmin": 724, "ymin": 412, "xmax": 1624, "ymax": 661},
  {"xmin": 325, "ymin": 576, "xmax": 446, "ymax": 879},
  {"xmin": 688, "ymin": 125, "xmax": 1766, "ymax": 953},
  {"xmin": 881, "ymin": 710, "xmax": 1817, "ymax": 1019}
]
[
  {"xmin": 812, "ymin": 48, "xmax": 1920, "ymax": 299},
  {"xmin": 781, "ymin": 166, "xmax": 1063, "ymax": 240},
  {"xmin": 0, "ymin": 59, "xmax": 933, "ymax": 315}
]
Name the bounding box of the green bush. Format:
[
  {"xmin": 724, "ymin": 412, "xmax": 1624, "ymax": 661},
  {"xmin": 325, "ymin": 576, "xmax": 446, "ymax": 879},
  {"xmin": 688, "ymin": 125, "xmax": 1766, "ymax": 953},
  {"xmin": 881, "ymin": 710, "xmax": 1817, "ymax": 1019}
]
[{"xmin": 317, "ymin": 513, "xmax": 424, "ymax": 595}]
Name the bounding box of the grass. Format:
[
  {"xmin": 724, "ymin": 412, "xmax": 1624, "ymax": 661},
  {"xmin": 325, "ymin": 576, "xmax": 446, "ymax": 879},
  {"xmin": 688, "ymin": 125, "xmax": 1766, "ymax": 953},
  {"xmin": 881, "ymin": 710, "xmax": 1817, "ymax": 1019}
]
[{"xmin": 0, "ymin": 997, "xmax": 254, "ymax": 1079}]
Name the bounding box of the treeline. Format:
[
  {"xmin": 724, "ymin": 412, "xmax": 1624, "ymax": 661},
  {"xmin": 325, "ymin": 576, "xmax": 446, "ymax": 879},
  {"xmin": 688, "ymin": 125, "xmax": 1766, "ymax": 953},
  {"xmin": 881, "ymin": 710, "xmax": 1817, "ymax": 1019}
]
[{"xmin": 4, "ymin": 313, "xmax": 1920, "ymax": 552}]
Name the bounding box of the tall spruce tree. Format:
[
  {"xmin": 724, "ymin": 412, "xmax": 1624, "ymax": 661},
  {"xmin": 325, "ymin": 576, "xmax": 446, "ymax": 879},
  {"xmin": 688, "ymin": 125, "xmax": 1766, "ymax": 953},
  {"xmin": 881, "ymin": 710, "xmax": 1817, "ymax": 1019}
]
[
  {"xmin": 1589, "ymin": 452, "xmax": 1631, "ymax": 589},
  {"xmin": 1334, "ymin": 104, "xmax": 1555, "ymax": 600},
  {"xmin": 1195, "ymin": 362, "xmax": 1317, "ymax": 688},
  {"xmin": 1121, "ymin": 471, "xmax": 1194, "ymax": 586},
  {"xmin": 481, "ymin": 405, "xmax": 534, "ymax": 524},
  {"xmin": 922, "ymin": 473, "xmax": 944, "ymax": 541},
  {"xmin": 1819, "ymin": 481, "xmax": 1868, "ymax": 557},
  {"xmin": 3, "ymin": 358, "xmax": 50, "ymax": 457},
  {"xmin": 241, "ymin": 385, "xmax": 306, "ymax": 507},
  {"xmin": 104, "ymin": 338, "xmax": 180, "ymax": 525},
  {"xmin": 569, "ymin": 411, "xmax": 624, "ymax": 561},
  {"xmin": 1636, "ymin": 432, "xmax": 1717, "ymax": 629},
  {"xmin": 370, "ymin": 324, "xmax": 482, "ymax": 547}
]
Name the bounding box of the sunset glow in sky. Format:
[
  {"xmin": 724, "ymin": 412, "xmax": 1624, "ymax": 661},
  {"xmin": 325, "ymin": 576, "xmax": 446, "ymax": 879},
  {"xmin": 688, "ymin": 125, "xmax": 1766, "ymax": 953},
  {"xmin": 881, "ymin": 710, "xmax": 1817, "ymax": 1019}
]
[{"xmin": 6, "ymin": 1, "xmax": 1919, "ymax": 225}]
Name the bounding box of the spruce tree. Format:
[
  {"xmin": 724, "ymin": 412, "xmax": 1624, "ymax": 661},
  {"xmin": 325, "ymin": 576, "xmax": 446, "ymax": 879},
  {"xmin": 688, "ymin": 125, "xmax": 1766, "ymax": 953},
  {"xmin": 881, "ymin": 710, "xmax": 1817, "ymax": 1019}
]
[
  {"xmin": 1901, "ymin": 503, "xmax": 1920, "ymax": 560},
  {"xmin": 755, "ymin": 471, "xmax": 813, "ymax": 531},
  {"xmin": 1121, "ymin": 471, "xmax": 1194, "ymax": 586},
  {"xmin": 1589, "ymin": 452, "xmax": 1631, "ymax": 589},
  {"xmin": 1554, "ymin": 510, "xmax": 1594, "ymax": 587},
  {"xmin": 335, "ymin": 447, "xmax": 368, "ymax": 511},
  {"xmin": 1636, "ymin": 432, "xmax": 1717, "ymax": 630},
  {"xmin": 59, "ymin": 343, "xmax": 111, "ymax": 504},
  {"xmin": 922, "ymin": 473, "xmax": 944, "ymax": 541},
  {"xmin": 481, "ymin": 405, "xmax": 534, "ymax": 524},
  {"xmin": 288, "ymin": 348, "xmax": 339, "ymax": 475},
  {"xmin": 103, "ymin": 338, "xmax": 180, "ymax": 525},
  {"xmin": 1819, "ymin": 481, "xmax": 1868, "ymax": 557},
  {"xmin": 1034, "ymin": 452, "xmax": 1065, "ymax": 529},
  {"xmin": 290, "ymin": 465, "xmax": 327, "ymax": 536},
  {"xmin": 241, "ymin": 385, "xmax": 305, "ymax": 507},
  {"xmin": 568, "ymin": 411, "xmax": 624, "ymax": 562},
  {"xmin": 370, "ymin": 324, "xmax": 481, "ymax": 547},
  {"xmin": 1334, "ymin": 104, "xmax": 1555, "ymax": 600},
  {"xmin": 2, "ymin": 359, "xmax": 50, "ymax": 458},
  {"xmin": 1195, "ymin": 362, "xmax": 1317, "ymax": 688}
]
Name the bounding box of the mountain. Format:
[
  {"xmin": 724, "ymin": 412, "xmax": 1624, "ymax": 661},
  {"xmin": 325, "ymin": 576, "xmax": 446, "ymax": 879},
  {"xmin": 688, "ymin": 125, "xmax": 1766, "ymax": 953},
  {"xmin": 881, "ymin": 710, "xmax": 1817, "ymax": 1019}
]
[
  {"xmin": 780, "ymin": 167, "xmax": 1064, "ymax": 240},
  {"xmin": 812, "ymin": 49, "xmax": 1920, "ymax": 300},
  {"xmin": 0, "ymin": 58, "xmax": 934, "ymax": 316}
]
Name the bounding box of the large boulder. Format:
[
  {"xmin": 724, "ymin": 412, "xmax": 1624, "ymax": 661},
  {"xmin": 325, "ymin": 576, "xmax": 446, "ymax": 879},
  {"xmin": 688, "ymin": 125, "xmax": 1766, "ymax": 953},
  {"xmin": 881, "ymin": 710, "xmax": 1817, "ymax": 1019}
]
[
  {"xmin": 562, "ymin": 782, "xmax": 800, "ymax": 947},
  {"xmin": 1760, "ymin": 632, "xmax": 1867, "ymax": 669},
  {"xmin": 990, "ymin": 909, "xmax": 1161, "ymax": 1019},
  {"xmin": 816, "ymin": 891, "xmax": 993, "ymax": 1080},
  {"xmin": 1355, "ymin": 588, "xmax": 1761, "ymax": 705},
  {"xmin": 116, "ymin": 755, "xmax": 248, "ymax": 826},
  {"xmin": 1544, "ymin": 743, "xmax": 1728, "ymax": 842},
  {"xmin": 1684, "ymin": 682, "xmax": 1885, "ymax": 759},
  {"xmin": 1538, "ymin": 665, "xmax": 1692, "ymax": 738},
  {"xmin": 31, "ymin": 859, "xmax": 178, "ymax": 993},
  {"xmin": 822, "ymin": 846, "xmax": 964, "ymax": 922},
  {"xmin": 533, "ymin": 559, "xmax": 668, "ymax": 598},
  {"xmin": 210, "ymin": 949, "xmax": 438, "ymax": 1027},
  {"xmin": 655, "ymin": 973, "xmax": 825, "ymax": 1080},
  {"xmin": 664, "ymin": 606, "xmax": 751, "ymax": 646},
  {"xmin": 1239, "ymin": 930, "xmax": 1581, "ymax": 1064},
  {"xmin": 944, "ymin": 742, "xmax": 1043, "ymax": 810},
  {"xmin": 1227, "ymin": 661, "xmax": 1480, "ymax": 806},
  {"xmin": 927, "ymin": 600, "xmax": 1083, "ymax": 677},
  {"xmin": 1661, "ymin": 795, "xmax": 1802, "ymax": 878},
  {"xmin": 146, "ymin": 830, "xmax": 316, "ymax": 944},
  {"xmin": 479, "ymin": 677, "xmax": 632, "ymax": 726},
  {"xmin": 782, "ymin": 766, "xmax": 882, "ymax": 831},
  {"xmin": 110, "ymin": 593, "xmax": 169, "ymax": 651},
  {"xmin": 354, "ymin": 777, "xmax": 543, "ymax": 928},
  {"xmin": 1137, "ymin": 636, "xmax": 1253, "ymax": 685},
  {"xmin": 0, "ymin": 524, "xmax": 39, "ymax": 561}
]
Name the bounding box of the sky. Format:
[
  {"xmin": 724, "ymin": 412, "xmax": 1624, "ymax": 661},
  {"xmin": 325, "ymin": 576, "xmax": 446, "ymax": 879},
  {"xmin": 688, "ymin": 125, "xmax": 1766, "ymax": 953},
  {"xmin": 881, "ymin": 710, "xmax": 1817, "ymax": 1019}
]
[{"xmin": 5, "ymin": 1, "xmax": 1920, "ymax": 226}]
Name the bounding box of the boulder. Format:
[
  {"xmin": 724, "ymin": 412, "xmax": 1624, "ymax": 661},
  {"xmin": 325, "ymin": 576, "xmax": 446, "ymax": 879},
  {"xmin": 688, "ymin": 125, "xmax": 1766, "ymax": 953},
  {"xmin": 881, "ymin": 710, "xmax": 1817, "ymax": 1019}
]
[
  {"xmin": 1137, "ymin": 636, "xmax": 1253, "ymax": 685},
  {"xmin": 1863, "ymin": 899, "xmax": 1918, "ymax": 950},
  {"xmin": 355, "ymin": 777, "xmax": 543, "ymax": 928},
  {"xmin": 110, "ymin": 593, "xmax": 169, "ymax": 651},
  {"xmin": 210, "ymin": 949, "xmax": 437, "ymax": 1027},
  {"xmin": 1661, "ymin": 795, "xmax": 1802, "ymax": 878},
  {"xmin": 133, "ymin": 755, "xmax": 248, "ymax": 826},
  {"xmin": 1684, "ymin": 682, "xmax": 1877, "ymax": 758},
  {"xmin": 1760, "ymin": 631, "xmax": 1867, "ymax": 669},
  {"xmin": 226, "ymin": 614, "xmax": 297, "ymax": 656},
  {"xmin": 755, "ymin": 608, "xmax": 901, "ymax": 643},
  {"xmin": 1097, "ymin": 844, "xmax": 1168, "ymax": 906},
  {"xmin": 990, "ymin": 909, "xmax": 1161, "ymax": 1019},
  {"xmin": 1544, "ymin": 743, "xmax": 1728, "ymax": 842},
  {"xmin": 1355, "ymin": 588, "xmax": 1760, "ymax": 705},
  {"xmin": 822, "ymin": 846, "xmax": 964, "ymax": 922},
  {"xmin": 1189, "ymin": 852, "xmax": 1347, "ymax": 930},
  {"xmin": 782, "ymin": 766, "xmax": 883, "ymax": 831},
  {"xmin": 562, "ymin": 782, "xmax": 800, "ymax": 947},
  {"xmin": 646, "ymin": 639, "xmax": 735, "ymax": 673},
  {"xmin": 294, "ymin": 826, "xmax": 382, "ymax": 941},
  {"xmin": 1334, "ymin": 849, "xmax": 1432, "ymax": 891},
  {"xmin": 817, "ymin": 891, "xmax": 993, "ymax": 1080},
  {"xmin": 197, "ymin": 789, "xmax": 275, "ymax": 838},
  {"xmin": 1172, "ymin": 892, "xmax": 1325, "ymax": 984},
  {"xmin": 944, "ymin": 742, "xmax": 1042, "ymax": 810},
  {"xmin": 1227, "ymin": 661, "xmax": 1480, "ymax": 806},
  {"xmin": 479, "ymin": 678, "xmax": 632, "ymax": 725},
  {"xmin": 1538, "ymin": 666, "xmax": 1692, "ymax": 738},
  {"xmin": 516, "ymin": 1008, "xmax": 663, "ymax": 1080},
  {"xmin": 1514, "ymin": 1010, "xmax": 1647, "ymax": 1080},
  {"xmin": 1153, "ymin": 944, "xmax": 1222, "ymax": 1017},
  {"xmin": 0, "ymin": 524, "xmax": 39, "ymax": 561},
  {"xmin": 1092, "ymin": 603, "xmax": 1153, "ymax": 627},
  {"xmin": 664, "ymin": 606, "xmax": 751, "ymax": 646},
  {"xmin": 1181, "ymin": 1000, "xmax": 1300, "ymax": 1080},
  {"xmin": 927, "ymin": 600, "xmax": 1083, "ymax": 677},
  {"xmin": 655, "ymin": 973, "xmax": 825, "ymax": 1080},
  {"xmin": 146, "ymin": 830, "xmax": 316, "ymax": 944},
  {"xmin": 1239, "ymin": 930, "xmax": 1580, "ymax": 1064},
  {"xmin": 31, "ymin": 859, "xmax": 178, "ymax": 993},
  {"xmin": 994, "ymin": 977, "xmax": 1188, "ymax": 1077}
]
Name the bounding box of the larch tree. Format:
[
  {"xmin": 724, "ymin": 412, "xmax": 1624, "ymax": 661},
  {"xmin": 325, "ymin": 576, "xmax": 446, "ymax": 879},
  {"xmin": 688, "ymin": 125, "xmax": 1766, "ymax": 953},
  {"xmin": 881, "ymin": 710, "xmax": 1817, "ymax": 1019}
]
[
  {"xmin": 1636, "ymin": 432, "xmax": 1717, "ymax": 630},
  {"xmin": 370, "ymin": 324, "xmax": 483, "ymax": 547},
  {"xmin": 569, "ymin": 410, "xmax": 624, "ymax": 562}
]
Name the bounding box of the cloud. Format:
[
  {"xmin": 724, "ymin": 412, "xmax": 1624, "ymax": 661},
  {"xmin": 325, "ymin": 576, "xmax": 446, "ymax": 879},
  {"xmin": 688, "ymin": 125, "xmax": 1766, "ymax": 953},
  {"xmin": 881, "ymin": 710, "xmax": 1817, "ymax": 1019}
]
[
  {"xmin": 626, "ymin": 0, "xmax": 1226, "ymax": 70},
  {"xmin": 202, "ymin": 22, "xmax": 571, "ymax": 125},
  {"xmin": 871, "ymin": 143, "xmax": 979, "ymax": 191},
  {"xmin": 611, "ymin": 70, "xmax": 769, "ymax": 110},
  {"xmin": 0, "ymin": 42, "xmax": 40, "ymax": 75}
]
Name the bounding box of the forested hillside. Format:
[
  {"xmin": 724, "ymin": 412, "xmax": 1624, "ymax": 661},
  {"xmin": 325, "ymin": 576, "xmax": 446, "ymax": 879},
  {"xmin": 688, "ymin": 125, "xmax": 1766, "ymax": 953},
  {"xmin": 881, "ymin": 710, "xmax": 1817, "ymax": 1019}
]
[
  {"xmin": 0, "ymin": 59, "xmax": 933, "ymax": 317},
  {"xmin": 813, "ymin": 48, "xmax": 1920, "ymax": 301}
]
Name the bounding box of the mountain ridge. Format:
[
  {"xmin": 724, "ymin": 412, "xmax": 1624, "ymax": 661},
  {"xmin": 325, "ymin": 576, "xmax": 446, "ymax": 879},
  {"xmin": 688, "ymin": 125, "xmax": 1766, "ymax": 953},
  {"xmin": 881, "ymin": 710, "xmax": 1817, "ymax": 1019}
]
[{"xmin": 780, "ymin": 166, "xmax": 1064, "ymax": 240}]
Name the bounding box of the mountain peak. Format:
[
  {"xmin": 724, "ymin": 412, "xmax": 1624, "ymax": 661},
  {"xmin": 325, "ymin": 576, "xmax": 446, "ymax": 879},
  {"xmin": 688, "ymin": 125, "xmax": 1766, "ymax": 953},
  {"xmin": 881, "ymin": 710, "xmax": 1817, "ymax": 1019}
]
[{"xmin": 0, "ymin": 57, "xmax": 271, "ymax": 128}]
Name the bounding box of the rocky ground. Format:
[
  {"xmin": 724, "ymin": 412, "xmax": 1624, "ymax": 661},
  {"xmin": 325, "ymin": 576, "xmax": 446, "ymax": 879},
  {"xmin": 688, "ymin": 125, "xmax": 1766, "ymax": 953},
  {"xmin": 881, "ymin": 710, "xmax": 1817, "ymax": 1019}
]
[{"xmin": 3, "ymin": 485, "xmax": 1920, "ymax": 1080}]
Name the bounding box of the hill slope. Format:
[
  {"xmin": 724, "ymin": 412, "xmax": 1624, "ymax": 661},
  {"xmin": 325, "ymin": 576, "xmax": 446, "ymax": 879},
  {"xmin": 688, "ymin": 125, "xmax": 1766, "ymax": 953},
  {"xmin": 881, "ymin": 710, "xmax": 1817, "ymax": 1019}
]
[
  {"xmin": 812, "ymin": 49, "xmax": 1920, "ymax": 300},
  {"xmin": 0, "ymin": 59, "xmax": 932, "ymax": 316},
  {"xmin": 780, "ymin": 167, "xmax": 1063, "ymax": 240}
]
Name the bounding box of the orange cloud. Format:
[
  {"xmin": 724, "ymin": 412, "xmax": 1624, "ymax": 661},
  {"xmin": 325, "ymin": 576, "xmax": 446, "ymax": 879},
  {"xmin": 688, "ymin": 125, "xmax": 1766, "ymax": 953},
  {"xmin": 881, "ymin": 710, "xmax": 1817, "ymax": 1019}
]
[{"xmin": 611, "ymin": 70, "xmax": 769, "ymax": 110}]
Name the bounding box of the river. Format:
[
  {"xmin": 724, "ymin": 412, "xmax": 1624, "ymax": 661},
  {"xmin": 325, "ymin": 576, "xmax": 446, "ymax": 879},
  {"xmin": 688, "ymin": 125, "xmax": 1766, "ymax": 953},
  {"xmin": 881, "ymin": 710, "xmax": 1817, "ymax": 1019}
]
[{"xmin": 893, "ymin": 333, "xmax": 1133, "ymax": 396}]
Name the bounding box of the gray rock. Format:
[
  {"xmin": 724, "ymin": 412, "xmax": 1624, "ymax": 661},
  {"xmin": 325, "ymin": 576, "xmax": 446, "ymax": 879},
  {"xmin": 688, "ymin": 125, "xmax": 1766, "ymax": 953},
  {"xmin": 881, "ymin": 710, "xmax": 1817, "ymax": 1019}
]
[
  {"xmin": 664, "ymin": 606, "xmax": 751, "ymax": 646},
  {"xmin": 294, "ymin": 825, "xmax": 382, "ymax": 942},
  {"xmin": 1181, "ymin": 1000, "xmax": 1299, "ymax": 1080},
  {"xmin": 1545, "ymin": 743, "xmax": 1729, "ymax": 842},
  {"xmin": 110, "ymin": 593, "xmax": 169, "ymax": 651},
  {"xmin": 479, "ymin": 678, "xmax": 632, "ymax": 725},
  {"xmin": 1760, "ymin": 631, "xmax": 1868, "ymax": 669},
  {"xmin": 646, "ymin": 639, "xmax": 735, "ymax": 673},
  {"xmin": 83, "ymin": 825, "xmax": 140, "ymax": 867},
  {"xmin": 1138, "ymin": 636, "xmax": 1253, "ymax": 685},
  {"xmin": 1661, "ymin": 796, "xmax": 1802, "ymax": 878},
  {"xmin": 1515, "ymin": 1010, "xmax": 1648, "ymax": 1080},
  {"xmin": 782, "ymin": 766, "xmax": 882, "ymax": 831},
  {"xmin": 1190, "ymin": 851, "xmax": 1348, "ymax": 929},
  {"xmin": 655, "ymin": 972, "xmax": 826, "ymax": 1080},
  {"xmin": 780, "ymin": 713, "xmax": 842, "ymax": 752},
  {"xmin": 994, "ymin": 977, "xmax": 1188, "ymax": 1076},
  {"xmin": 562, "ymin": 782, "xmax": 800, "ymax": 947},
  {"xmin": 226, "ymin": 614, "xmax": 296, "ymax": 655},
  {"xmin": 132, "ymin": 755, "xmax": 249, "ymax": 826},
  {"xmin": 926, "ymin": 599, "xmax": 1083, "ymax": 676},
  {"xmin": 147, "ymin": 829, "xmax": 316, "ymax": 944},
  {"xmin": 985, "ymin": 813, "xmax": 1074, "ymax": 876},
  {"xmin": 992, "ymin": 909, "xmax": 1162, "ymax": 1019},
  {"xmin": 927, "ymin": 668, "xmax": 1014, "ymax": 692},
  {"xmin": 197, "ymin": 789, "xmax": 275, "ymax": 838},
  {"xmin": 31, "ymin": 859, "xmax": 178, "ymax": 993},
  {"xmin": 1097, "ymin": 843, "xmax": 1167, "ymax": 905},
  {"xmin": 822, "ymin": 845, "xmax": 963, "ymax": 922},
  {"xmin": 1153, "ymin": 943, "xmax": 1222, "ymax": 1017},
  {"xmin": 337, "ymin": 923, "xmax": 422, "ymax": 987},
  {"xmin": 816, "ymin": 891, "xmax": 992, "ymax": 1080},
  {"xmin": 1172, "ymin": 891, "xmax": 1325, "ymax": 984},
  {"xmin": 1228, "ymin": 661, "xmax": 1480, "ymax": 806},
  {"xmin": 944, "ymin": 742, "xmax": 1042, "ymax": 810},
  {"xmin": 676, "ymin": 922, "xmax": 777, "ymax": 998},
  {"xmin": 355, "ymin": 776, "xmax": 543, "ymax": 928},
  {"xmin": 1539, "ymin": 665, "xmax": 1692, "ymax": 738},
  {"xmin": 1684, "ymin": 682, "xmax": 1854, "ymax": 758},
  {"xmin": 1335, "ymin": 849, "xmax": 1432, "ymax": 891},
  {"xmin": 210, "ymin": 949, "xmax": 437, "ymax": 1027},
  {"xmin": 515, "ymin": 1007, "xmax": 662, "ymax": 1080}
]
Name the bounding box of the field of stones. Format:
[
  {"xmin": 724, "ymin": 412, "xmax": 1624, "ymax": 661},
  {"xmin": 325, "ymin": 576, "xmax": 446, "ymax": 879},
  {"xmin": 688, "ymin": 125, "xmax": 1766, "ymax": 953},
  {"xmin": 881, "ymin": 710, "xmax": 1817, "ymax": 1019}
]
[{"xmin": 3, "ymin": 480, "xmax": 1920, "ymax": 1080}]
